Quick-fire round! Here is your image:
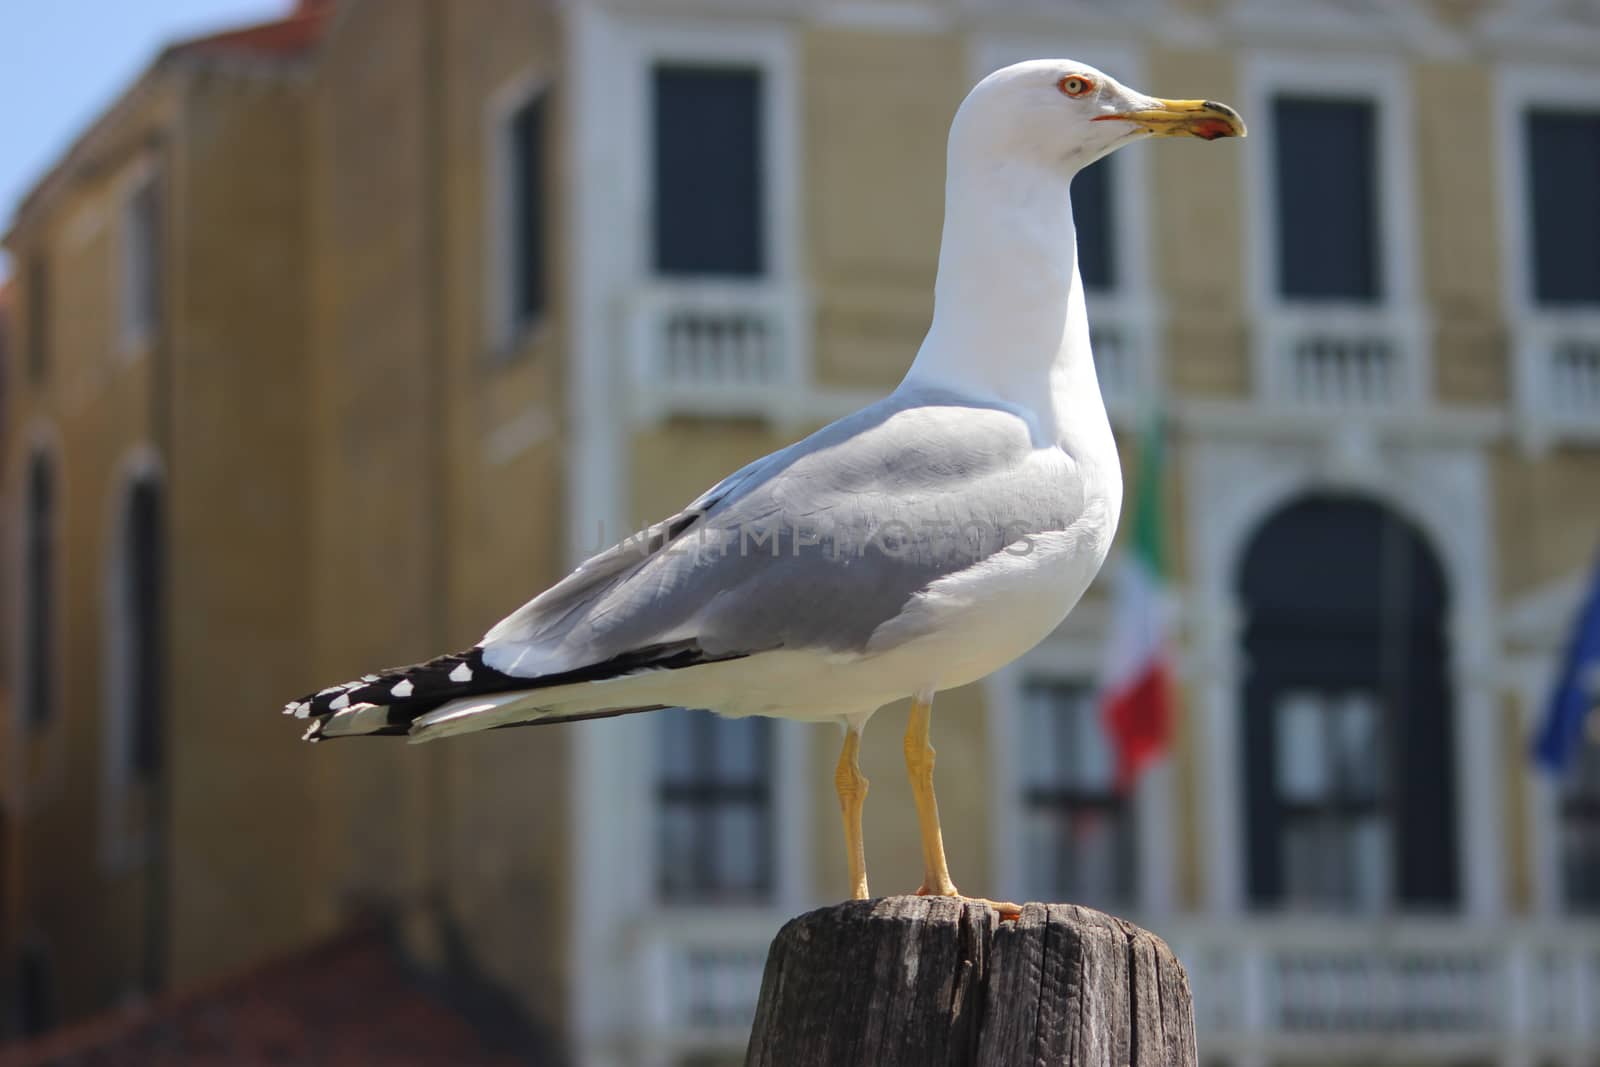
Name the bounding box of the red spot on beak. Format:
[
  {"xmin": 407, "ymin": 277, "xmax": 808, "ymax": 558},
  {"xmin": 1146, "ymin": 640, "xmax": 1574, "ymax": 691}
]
[{"xmin": 1192, "ymin": 118, "xmax": 1236, "ymax": 141}]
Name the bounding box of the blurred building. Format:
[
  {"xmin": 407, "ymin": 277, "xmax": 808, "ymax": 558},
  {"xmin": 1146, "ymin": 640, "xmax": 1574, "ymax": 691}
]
[{"xmin": 3, "ymin": 0, "xmax": 1600, "ymax": 1065}]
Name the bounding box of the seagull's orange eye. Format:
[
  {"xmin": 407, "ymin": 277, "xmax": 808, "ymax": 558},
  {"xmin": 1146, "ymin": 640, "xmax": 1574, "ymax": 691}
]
[{"xmin": 1058, "ymin": 75, "xmax": 1094, "ymax": 97}]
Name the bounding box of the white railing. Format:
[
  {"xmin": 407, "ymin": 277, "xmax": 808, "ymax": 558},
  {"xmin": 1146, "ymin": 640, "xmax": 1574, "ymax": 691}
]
[
  {"xmin": 625, "ymin": 281, "xmax": 808, "ymax": 423},
  {"xmin": 1257, "ymin": 306, "xmax": 1428, "ymax": 413},
  {"xmin": 1170, "ymin": 919, "xmax": 1600, "ymax": 1060},
  {"xmin": 1514, "ymin": 312, "xmax": 1600, "ymax": 446},
  {"xmin": 626, "ymin": 912, "xmax": 1600, "ymax": 1063},
  {"xmin": 1086, "ymin": 293, "xmax": 1159, "ymax": 417},
  {"xmin": 632, "ymin": 909, "xmax": 784, "ymax": 1055}
]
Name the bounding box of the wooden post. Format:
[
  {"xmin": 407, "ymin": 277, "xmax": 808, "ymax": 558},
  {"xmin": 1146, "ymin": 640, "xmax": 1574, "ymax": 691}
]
[{"xmin": 745, "ymin": 896, "xmax": 1197, "ymax": 1067}]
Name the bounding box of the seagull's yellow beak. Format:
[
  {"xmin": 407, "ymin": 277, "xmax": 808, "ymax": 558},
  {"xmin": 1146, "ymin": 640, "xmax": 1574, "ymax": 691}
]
[{"xmin": 1095, "ymin": 98, "xmax": 1247, "ymax": 141}]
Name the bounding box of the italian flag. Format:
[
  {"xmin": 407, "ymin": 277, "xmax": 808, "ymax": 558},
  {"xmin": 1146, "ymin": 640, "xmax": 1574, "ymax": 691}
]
[{"xmin": 1100, "ymin": 420, "xmax": 1176, "ymax": 790}]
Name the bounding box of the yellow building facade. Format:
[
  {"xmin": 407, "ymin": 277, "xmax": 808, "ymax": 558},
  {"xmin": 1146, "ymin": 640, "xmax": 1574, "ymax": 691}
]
[{"xmin": 4, "ymin": 1, "xmax": 1599, "ymax": 1064}]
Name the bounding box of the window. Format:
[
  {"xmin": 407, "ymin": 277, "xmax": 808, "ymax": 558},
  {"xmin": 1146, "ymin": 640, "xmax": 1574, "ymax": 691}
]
[
  {"xmin": 619, "ymin": 33, "xmax": 806, "ymax": 421},
  {"xmin": 120, "ymin": 479, "xmax": 165, "ymax": 781},
  {"xmin": 1272, "ymin": 690, "xmax": 1388, "ymax": 911},
  {"xmin": 1561, "ymin": 734, "xmax": 1600, "ymax": 913},
  {"xmin": 27, "ymin": 254, "xmax": 49, "ymax": 383},
  {"xmin": 1017, "ymin": 680, "xmax": 1136, "ymax": 908},
  {"xmin": 1241, "ymin": 496, "xmax": 1457, "ymax": 913},
  {"xmin": 1246, "ymin": 59, "xmax": 1423, "ymax": 411},
  {"xmin": 489, "ymin": 83, "xmax": 549, "ymax": 352},
  {"xmin": 652, "ymin": 66, "xmax": 765, "ymax": 278},
  {"xmin": 486, "ymin": 83, "xmax": 550, "ymax": 351},
  {"xmin": 509, "ymin": 91, "xmax": 549, "ymax": 330},
  {"xmin": 1525, "ymin": 110, "xmax": 1600, "ymax": 306},
  {"xmin": 102, "ymin": 474, "xmax": 163, "ymax": 870},
  {"xmin": 1072, "ymin": 159, "xmax": 1117, "ymax": 293},
  {"xmin": 656, "ymin": 708, "xmax": 773, "ymax": 903},
  {"xmin": 1499, "ymin": 74, "xmax": 1600, "ymax": 437},
  {"xmin": 23, "ymin": 453, "xmax": 57, "ymax": 731},
  {"xmin": 1272, "ymin": 96, "xmax": 1380, "ymax": 302},
  {"xmin": 121, "ymin": 171, "xmax": 162, "ymax": 350}
]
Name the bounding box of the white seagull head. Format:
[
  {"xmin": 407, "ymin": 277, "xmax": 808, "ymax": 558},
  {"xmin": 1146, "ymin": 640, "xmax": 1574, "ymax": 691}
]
[{"xmin": 952, "ymin": 59, "xmax": 1246, "ymax": 176}]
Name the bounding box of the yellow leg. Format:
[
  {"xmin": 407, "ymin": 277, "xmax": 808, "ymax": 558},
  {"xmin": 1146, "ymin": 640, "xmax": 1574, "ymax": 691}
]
[
  {"xmin": 904, "ymin": 694, "xmax": 1022, "ymax": 919},
  {"xmin": 904, "ymin": 695, "xmax": 957, "ymax": 896},
  {"xmin": 835, "ymin": 725, "xmax": 870, "ymax": 901}
]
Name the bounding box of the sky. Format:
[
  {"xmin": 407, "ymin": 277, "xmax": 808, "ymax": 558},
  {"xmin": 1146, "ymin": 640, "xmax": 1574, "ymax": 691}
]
[{"xmin": 0, "ymin": 1, "xmax": 289, "ymax": 276}]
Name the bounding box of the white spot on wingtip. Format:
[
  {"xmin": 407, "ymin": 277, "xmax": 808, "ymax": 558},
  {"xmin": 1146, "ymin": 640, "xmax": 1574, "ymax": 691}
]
[
  {"xmin": 329, "ymin": 693, "xmax": 350, "ymax": 711},
  {"xmin": 392, "ymin": 679, "xmax": 414, "ymax": 698},
  {"xmin": 362, "ymin": 674, "xmax": 379, "ymax": 682},
  {"xmin": 449, "ymin": 663, "xmax": 473, "ymax": 683},
  {"xmin": 293, "ymin": 704, "xmax": 311, "ymax": 719},
  {"xmin": 316, "ymin": 685, "xmax": 342, "ymax": 697}
]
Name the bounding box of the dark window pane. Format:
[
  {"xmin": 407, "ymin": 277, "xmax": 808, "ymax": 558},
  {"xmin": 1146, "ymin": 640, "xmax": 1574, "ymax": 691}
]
[
  {"xmin": 653, "ymin": 66, "xmax": 764, "ymax": 277},
  {"xmin": 1273, "ymin": 96, "xmax": 1380, "ymax": 301},
  {"xmin": 128, "ymin": 482, "xmax": 164, "ymax": 780},
  {"xmin": 1562, "ymin": 737, "xmax": 1600, "ymax": 912},
  {"xmin": 27, "ymin": 254, "xmax": 48, "ymax": 383},
  {"xmin": 24, "ymin": 455, "xmax": 55, "ymax": 730},
  {"xmin": 1072, "ymin": 158, "xmax": 1116, "ymax": 292},
  {"xmin": 510, "ymin": 93, "xmax": 548, "ymax": 325},
  {"xmin": 655, "ymin": 708, "xmax": 773, "ymax": 903},
  {"xmin": 1527, "ymin": 110, "xmax": 1600, "ymax": 305}
]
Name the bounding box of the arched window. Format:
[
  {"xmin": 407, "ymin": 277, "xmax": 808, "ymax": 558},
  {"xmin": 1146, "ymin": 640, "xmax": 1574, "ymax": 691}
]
[
  {"xmin": 1239, "ymin": 495, "xmax": 1457, "ymax": 913},
  {"xmin": 23, "ymin": 452, "xmax": 57, "ymax": 731}
]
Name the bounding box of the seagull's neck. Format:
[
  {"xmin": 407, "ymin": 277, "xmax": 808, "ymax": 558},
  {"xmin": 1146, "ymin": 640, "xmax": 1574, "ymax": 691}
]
[{"xmin": 903, "ymin": 158, "xmax": 1109, "ymax": 452}]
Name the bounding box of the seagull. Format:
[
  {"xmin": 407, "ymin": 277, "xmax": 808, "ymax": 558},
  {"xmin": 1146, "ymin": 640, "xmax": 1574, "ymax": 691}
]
[{"xmin": 285, "ymin": 60, "xmax": 1244, "ymax": 913}]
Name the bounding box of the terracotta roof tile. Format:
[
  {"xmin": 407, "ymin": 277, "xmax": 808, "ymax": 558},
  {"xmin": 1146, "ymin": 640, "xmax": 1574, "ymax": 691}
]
[
  {"xmin": 0, "ymin": 927, "xmax": 548, "ymax": 1066},
  {"xmin": 165, "ymin": 7, "xmax": 329, "ymax": 61}
]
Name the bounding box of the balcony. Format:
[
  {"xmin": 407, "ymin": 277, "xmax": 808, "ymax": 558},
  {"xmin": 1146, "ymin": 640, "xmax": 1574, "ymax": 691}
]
[
  {"xmin": 1256, "ymin": 306, "xmax": 1428, "ymax": 414},
  {"xmin": 1172, "ymin": 919, "xmax": 1600, "ymax": 1060},
  {"xmin": 1514, "ymin": 311, "xmax": 1600, "ymax": 447},
  {"xmin": 628, "ymin": 913, "xmax": 1600, "ymax": 1063},
  {"xmin": 633, "ymin": 909, "xmax": 782, "ymax": 1057},
  {"xmin": 625, "ymin": 281, "xmax": 808, "ymax": 424}
]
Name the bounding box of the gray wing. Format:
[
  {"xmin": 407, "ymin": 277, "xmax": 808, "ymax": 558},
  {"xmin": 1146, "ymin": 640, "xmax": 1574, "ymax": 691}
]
[{"xmin": 479, "ymin": 387, "xmax": 1087, "ymax": 678}]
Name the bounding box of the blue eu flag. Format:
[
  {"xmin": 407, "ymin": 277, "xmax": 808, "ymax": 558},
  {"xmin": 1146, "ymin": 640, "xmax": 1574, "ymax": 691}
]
[{"xmin": 1534, "ymin": 550, "xmax": 1600, "ymax": 773}]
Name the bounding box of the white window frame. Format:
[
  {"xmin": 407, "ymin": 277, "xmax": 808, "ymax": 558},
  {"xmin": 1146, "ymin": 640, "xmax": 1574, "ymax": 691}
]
[
  {"xmin": 1495, "ymin": 63, "xmax": 1600, "ymax": 452},
  {"xmin": 618, "ymin": 20, "xmax": 800, "ymax": 286},
  {"xmin": 99, "ymin": 448, "xmax": 163, "ymax": 874},
  {"xmin": 1182, "ymin": 438, "xmax": 1501, "ymax": 920},
  {"xmin": 1241, "ymin": 53, "xmax": 1429, "ymax": 413},
  {"xmin": 613, "ymin": 17, "xmax": 811, "ymax": 424},
  {"xmin": 485, "ymin": 68, "xmax": 553, "ymax": 359},
  {"xmin": 985, "ymin": 621, "xmax": 1176, "ymax": 920},
  {"xmin": 117, "ymin": 160, "xmax": 161, "ymax": 359},
  {"xmin": 649, "ymin": 709, "xmax": 789, "ymax": 907},
  {"xmin": 969, "ymin": 37, "xmax": 1160, "ymax": 422},
  {"xmin": 566, "ymin": 19, "xmax": 814, "ymax": 1024}
]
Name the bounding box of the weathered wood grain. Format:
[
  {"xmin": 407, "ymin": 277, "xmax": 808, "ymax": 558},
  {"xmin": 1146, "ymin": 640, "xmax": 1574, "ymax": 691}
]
[{"xmin": 745, "ymin": 896, "xmax": 1197, "ymax": 1067}]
